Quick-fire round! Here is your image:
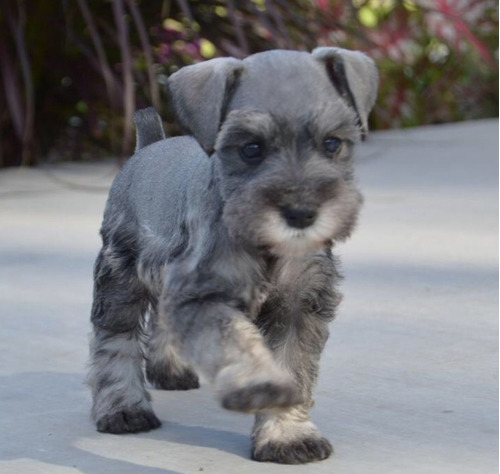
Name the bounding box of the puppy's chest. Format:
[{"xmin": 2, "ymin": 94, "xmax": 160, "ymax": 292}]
[{"xmin": 247, "ymin": 256, "xmax": 302, "ymax": 319}]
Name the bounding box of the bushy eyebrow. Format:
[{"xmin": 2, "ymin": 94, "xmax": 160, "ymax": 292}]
[
  {"xmin": 303, "ymin": 103, "xmax": 362, "ymax": 142},
  {"xmin": 215, "ymin": 104, "xmax": 361, "ymax": 152},
  {"xmin": 215, "ymin": 109, "xmax": 278, "ymax": 149}
]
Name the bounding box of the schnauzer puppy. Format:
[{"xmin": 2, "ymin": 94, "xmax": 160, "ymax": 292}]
[{"xmin": 88, "ymin": 47, "xmax": 378, "ymax": 464}]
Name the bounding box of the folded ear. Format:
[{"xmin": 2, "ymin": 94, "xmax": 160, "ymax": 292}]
[
  {"xmin": 312, "ymin": 47, "xmax": 379, "ymax": 138},
  {"xmin": 168, "ymin": 58, "xmax": 245, "ymax": 153}
]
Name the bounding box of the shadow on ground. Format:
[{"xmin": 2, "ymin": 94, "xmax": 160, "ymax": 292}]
[{"xmin": 0, "ymin": 372, "xmax": 251, "ymax": 473}]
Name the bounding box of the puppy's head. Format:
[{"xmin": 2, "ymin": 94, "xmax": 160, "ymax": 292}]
[{"xmin": 168, "ymin": 49, "xmax": 378, "ymax": 256}]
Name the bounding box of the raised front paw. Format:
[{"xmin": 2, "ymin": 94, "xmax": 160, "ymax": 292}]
[
  {"xmin": 96, "ymin": 409, "xmax": 161, "ymax": 434},
  {"xmin": 215, "ymin": 362, "xmax": 303, "ymax": 413},
  {"xmin": 252, "ymin": 434, "xmax": 333, "ymax": 464}
]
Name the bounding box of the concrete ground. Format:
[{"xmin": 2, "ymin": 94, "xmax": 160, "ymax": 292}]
[{"xmin": 0, "ymin": 119, "xmax": 497, "ymax": 474}]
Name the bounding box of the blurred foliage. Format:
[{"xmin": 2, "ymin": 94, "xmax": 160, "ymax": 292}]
[{"xmin": 0, "ymin": 0, "xmax": 497, "ymax": 167}]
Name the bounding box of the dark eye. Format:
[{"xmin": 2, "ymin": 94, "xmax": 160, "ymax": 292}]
[
  {"xmin": 323, "ymin": 137, "xmax": 342, "ymax": 156},
  {"xmin": 240, "ymin": 143, "xmax": 264, "ymax": 164}
]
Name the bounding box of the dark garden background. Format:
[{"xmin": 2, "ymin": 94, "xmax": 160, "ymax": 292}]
[{"xmin": 0, "ymin": 0, "xmax": 497, "ymax": 167}]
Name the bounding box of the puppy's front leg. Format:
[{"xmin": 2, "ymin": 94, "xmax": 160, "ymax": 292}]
[
  {"xmin": 159, "ymin": 269, "xmax": 301, "ymax": 413},
  {"xmin": 252, "ymin": 249, "xmax": 340, "ymax": 463}
]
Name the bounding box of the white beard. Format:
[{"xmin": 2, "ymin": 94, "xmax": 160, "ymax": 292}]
[{"xmin": 259, "ymin": 192, "xmax": 361, "ymax": 256}]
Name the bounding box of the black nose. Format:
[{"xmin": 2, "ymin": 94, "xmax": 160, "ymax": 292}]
[{"xmin": 281, "ymin": 207, "xmax": 317, "ymax": 229}]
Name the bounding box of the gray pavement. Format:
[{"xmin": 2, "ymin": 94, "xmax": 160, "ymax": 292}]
[{"xmin": 0, "ymin": 119, "xmax": 498, "ymax": 474}]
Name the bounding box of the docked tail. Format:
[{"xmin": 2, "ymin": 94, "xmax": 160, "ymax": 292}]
[{"xmin": 134, "ymin": 107, "xmax": 166, "ymax": 151}]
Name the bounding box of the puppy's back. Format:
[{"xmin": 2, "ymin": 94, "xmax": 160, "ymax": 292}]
[{"xmin": 104, "ymin": 135, "xmax": 210, "ymax": 242}]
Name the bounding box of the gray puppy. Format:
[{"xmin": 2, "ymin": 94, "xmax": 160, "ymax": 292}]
[{"xmin": 88, "ymin": 47, "xmax": 378, "ymax": 464}]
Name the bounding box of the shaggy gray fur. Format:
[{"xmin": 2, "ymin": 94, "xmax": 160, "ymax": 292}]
[{"xmin": 88, "ymin": 47, "xmax": 378, "ymax": 464}]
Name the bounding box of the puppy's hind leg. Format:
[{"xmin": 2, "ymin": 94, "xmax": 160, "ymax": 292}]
[
  {"xmin": 88, "ymin": 246, "xmax": 161, "ymax": 434},
  {"xmin": 145, "ymin": 308, "xmax": 200, "ymax": 390}
]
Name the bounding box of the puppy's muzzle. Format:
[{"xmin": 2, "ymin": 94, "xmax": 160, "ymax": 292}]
[{"xmin": 280, "ymin": 207, "xmax": 318, "ymax": 229}]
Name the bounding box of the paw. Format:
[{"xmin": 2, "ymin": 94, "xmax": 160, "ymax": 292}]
[
  {"xmin": 96, "ymin": 409, "xmax": 161, "ymax": 434},
  {"xmin": 252, "ymin": 435, "xmax": 333, "ymax": 464},
  {"xmin": 221, "ymin": 380, "xmax": 302, "ymax": 413},
  {"xmin": 146, "ymin": 366, "xmax": 200, "ymax": 390}
]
